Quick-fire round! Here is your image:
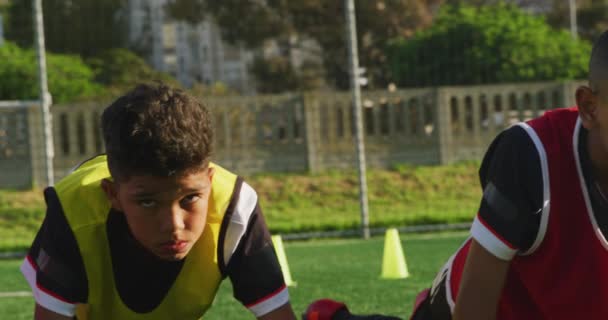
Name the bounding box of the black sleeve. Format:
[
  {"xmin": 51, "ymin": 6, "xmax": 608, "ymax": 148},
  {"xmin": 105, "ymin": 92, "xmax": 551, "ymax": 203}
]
[
  {"xmin": 225, "ymin": 203, "xmax": 286, "ymax": 307},
  {"xmin": 476, "ymin": 125, "xmax": 544, "ymax": 252},
  {"xmin": 24, "ymin": 187, "xmax": 88, "ymax": 303}
]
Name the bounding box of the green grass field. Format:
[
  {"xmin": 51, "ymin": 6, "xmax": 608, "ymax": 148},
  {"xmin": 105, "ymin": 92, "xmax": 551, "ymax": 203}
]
[
  {"xmin": 0, "ymin": 231, "xmax": 468, "ymax": 319},
  {"xmin": 0, "ymin": 162, "xmax": 481, "ymax": 252}
]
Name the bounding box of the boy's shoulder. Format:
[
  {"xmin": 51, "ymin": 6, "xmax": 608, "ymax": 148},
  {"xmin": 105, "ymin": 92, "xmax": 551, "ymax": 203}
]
[
  {"xmin": 55, "ymin": 155, "xmax": 112, "ymax": 230},
  {"xmin": 210, "ymin": 162, "xmax": 238, "ymax": 181},
  {"xmin": 208, "ymin": 163, "xmax": 262, "ymax": 200}
]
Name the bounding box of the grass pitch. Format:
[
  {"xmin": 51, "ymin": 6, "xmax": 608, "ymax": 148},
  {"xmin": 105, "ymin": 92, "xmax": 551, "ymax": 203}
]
[
  {"xmin": 0, "ymin": 162, "xmax": 480, "ymax": 252},
  {"xmin": 0, "ymin": 231, "xmax": 468, "ymax": 319}
]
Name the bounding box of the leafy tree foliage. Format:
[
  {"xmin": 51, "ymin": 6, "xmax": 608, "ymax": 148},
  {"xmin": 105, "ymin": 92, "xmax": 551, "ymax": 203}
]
[
  {"xmin": 167, "ymin": 0, "xmax": 441, "ymax": 90},
  {"xmin": 387, "ymin": 3, "xmax": 591, "ymax": 87},
  {"xmin": 86, "ymin": 48, "xmax": 180, "ymax": 95},
  {"xmin": 0, "ymin": 42, "xmax": 103, "ymax": 103},
  {"xmin": 5, "ymin": 0, "xmax": 127, "ymax": 57}
]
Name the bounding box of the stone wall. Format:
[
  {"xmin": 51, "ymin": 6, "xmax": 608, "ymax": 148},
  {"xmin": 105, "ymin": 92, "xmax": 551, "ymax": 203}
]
[{"xmin": 0, "ymin": 81, "xmax": 584, "ymax": 188}]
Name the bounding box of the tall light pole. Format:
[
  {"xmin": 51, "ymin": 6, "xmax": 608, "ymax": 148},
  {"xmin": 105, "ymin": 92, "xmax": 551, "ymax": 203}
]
[
  {"xmin": 569, "ymin": 0, "xmax": 578, "ymax": 39},
  {"xmin": 33, "ymin": 0, "xmax": 55, "ymax": 186},
  {"xmin": 344, "ymin": 0, "xmax": 370, "ymax": 239},
  {"xmin": 0, "ymin": 15, "xmax": 4, "ymax": 47}
]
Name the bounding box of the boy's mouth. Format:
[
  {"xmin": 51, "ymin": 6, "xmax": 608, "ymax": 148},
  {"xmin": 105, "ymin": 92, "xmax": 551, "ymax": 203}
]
[{"xmin": 159, "ymin": 240, "xmax": 188, "ymax": 253}]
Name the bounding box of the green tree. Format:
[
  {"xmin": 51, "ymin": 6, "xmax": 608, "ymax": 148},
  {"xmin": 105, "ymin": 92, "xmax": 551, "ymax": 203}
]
[
  {"xmin": 5, "ymin": 0, "xmax": 127, "ymax": 57},
  {"xmin": 545, "ymin": 0, "xmax": 608, "ymax": 42},
  {"xmin": 86, "ymin": 48, "xmax": 180, "ymax": 95},
  {"xmin": 249, "ymin": 56, "xmax": 300, "ymax": 94},
  {"xmin": 387, "ymin": 3, "xmax": 591, "ymax": 87},
  {"xmin": 446, "ymin": 0, "xmax": 608, "ymax": 43},
  {"xmin": 166, "ymin": 0, "xmax": 440, "ymax": 90},
  {"xmin": 0, "ymin": 42, "xmax": 103, "ymax": 103}
]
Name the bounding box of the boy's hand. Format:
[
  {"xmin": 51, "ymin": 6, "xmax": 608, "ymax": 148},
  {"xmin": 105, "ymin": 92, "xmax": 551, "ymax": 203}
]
[
  {"xmin": 303, "ymin": 299, "xmax": 402, "ymax": 320},
  {"xmin": 259, "ymin": 302, "xmax": 297, "ymax": 320},
  {"xmin": 34, "ymin": 304, "xmax": 73, "ymax": 320},
  {"xmin": 303, "ymin": 299, "xmax": 348, "ymax": 320}
]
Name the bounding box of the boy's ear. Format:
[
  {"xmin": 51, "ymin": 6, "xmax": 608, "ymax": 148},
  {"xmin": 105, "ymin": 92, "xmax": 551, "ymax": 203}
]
[
  {"xmin": 101, "ymin": 178, "xmax": 123, "ymax": 211},
  {"xmin": 207, "ymin": 166, "xmax": 215, "ymax": 182},
  {"xmin": 577, "ymin": 86, "xmax": 599, "ymax": 129}
]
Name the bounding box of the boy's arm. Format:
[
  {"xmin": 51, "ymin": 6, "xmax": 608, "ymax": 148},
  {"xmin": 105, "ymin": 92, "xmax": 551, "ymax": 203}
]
[
  {"xmin": 22, "ymin": 188, "xmax": 88, "ymax": 319},
  {"xmin": 220, "ymin": 180, "xmax": 296, "ymax": 319},
  {"xmin": 258, "ymin": 303, "xmax": 296, "ymax": 320},
  {"xmin": 34, "ymin": 304, "xmax": 74, "ymax": 320},
  {"xmin": 452, "ymin": 239, "xmax": 510, "ymax": 320},
  {"xmin": 451, "ymin": 125, "xmax": 545, "ymax": 319}
]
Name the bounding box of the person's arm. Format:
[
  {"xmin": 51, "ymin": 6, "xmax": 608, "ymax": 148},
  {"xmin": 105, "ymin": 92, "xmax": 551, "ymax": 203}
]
[
  {"xmin": 451, "ymin": 126, "xmax": 545, "ymax": 319},
  {"xmin": 258, "ymin": 303, "xmax": 296, "ymax": 320},
  {"xmin": 220, "ymin": 179, "xmax": 296, "ymax": 319},
  {"xmin": 34, "ymin": 304, "xmax": 74, "ymax": 320},
  {"xmin": 452, "ymin": 239, "xmax": 510, "ymax": 320},
  {"xmin": 22, "ymin": 188, "xmax": 88, "ymax": 319}
]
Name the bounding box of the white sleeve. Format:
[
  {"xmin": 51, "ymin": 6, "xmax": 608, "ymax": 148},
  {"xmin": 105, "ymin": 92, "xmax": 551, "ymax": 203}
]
[{"xmin": 20, "ymin": 255, "xmax": 77, "ymax": 317}]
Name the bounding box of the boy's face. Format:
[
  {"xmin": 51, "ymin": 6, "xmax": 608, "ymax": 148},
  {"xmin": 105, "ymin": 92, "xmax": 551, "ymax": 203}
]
[
  {"xmin": 579, "ymin": 84, "xmax": 608, "ymax": 134},
  {"xmin": 102, "ymin": 167, "xmax": 215, "ymax": 261}
]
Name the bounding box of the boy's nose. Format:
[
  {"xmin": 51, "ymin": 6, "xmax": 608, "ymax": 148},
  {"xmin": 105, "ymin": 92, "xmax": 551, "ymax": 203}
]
[{"xmin": 160, "ymin": 206, "xmax": 186, "ymax": 233}]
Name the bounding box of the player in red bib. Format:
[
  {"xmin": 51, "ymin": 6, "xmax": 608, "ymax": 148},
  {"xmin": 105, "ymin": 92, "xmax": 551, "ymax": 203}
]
[{"xmin": 304, "ymin": 29, "xmax": 608, "ymax": 320}]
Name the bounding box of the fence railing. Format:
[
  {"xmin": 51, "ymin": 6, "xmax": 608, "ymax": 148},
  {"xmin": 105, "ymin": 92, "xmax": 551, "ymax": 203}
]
[
  {"xmin": 436, "ymin": 81, "xmax": 579, "ymax": 163},
  {"xmin": 0, "ymin": 81, "xmax": 584, "ymax": 188},
  {"xmin": 0, "ymin": 101, "xmax": 37, "ymax": 188}
]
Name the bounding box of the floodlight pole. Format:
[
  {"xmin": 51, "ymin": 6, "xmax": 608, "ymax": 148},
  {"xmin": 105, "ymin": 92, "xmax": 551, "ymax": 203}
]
[
  {"xmin": 569, "ymin": 0, "xmax": 577, "ymax": 39},
  {"xmin": 33, "ymin": 0, "xmax": 55, "ymax": 186},
  {"xmin": 345, "ymin": 0, "xmax": 370, "ymax": 239}
]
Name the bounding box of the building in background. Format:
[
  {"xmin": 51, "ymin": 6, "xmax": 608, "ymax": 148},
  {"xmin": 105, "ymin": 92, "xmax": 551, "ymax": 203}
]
[{"xmin": 126, "ymin": 0, "xmax": 255, "ymax": 94}]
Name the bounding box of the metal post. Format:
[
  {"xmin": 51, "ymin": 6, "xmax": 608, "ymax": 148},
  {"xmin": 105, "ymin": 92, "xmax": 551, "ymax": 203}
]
[
  {"xmin": 33, "ymin": 0, "xmax": 54, "ymax": 186},
  {"xmin": 344, "ymin": 0, "xmax": 370, "ymax": 239},
  {"xmin": 0, "ymin": 15, "xmax": 4, "ymax": 47},
  {"xmin": 569, "ymin": 0, "xmax": 578, "ymax": 39}
]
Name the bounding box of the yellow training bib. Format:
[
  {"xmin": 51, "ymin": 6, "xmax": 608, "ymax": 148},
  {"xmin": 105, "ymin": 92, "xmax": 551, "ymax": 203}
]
[{"xmin": 54, "ymin": 155, "xmax": 237, "ymax": 320}]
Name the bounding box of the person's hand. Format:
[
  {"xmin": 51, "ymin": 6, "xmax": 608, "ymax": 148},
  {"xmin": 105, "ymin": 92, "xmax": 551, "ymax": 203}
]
[
  {"xmin": 303, "ymin": 299, "xmax": 402, "ymax": 320},
  {"xmin": 34, "ymin": 304, "xmax": 73, "ymax": 320},
  {"xmin": 302, "ymin": 299, "xmax": 348, "ymax": 320}
]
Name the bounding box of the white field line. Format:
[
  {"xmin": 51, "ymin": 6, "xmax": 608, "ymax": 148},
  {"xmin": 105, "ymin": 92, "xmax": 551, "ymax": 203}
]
[
  {"xmin": 285, "ymin": 229, "xmax": 469, "ymax": 248},
  {"xmin": 0, "ymin": 291, "xmax": 32, "ymax": 298}
]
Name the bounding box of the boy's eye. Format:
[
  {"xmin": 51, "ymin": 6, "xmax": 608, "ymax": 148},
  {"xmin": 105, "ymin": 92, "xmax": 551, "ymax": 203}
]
[
  {"xmin": 182, "ymin": 194, "xmax": 201, "ymax": 205},
  {"xmin": 138, "ymin": 199, "xmax": 157, "ymax": 208}
]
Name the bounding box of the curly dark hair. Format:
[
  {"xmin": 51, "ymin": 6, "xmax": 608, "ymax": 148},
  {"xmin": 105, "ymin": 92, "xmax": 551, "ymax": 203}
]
[{"xmin": 101, "ymin": 83, "xmax": 214, "ymax": 181}]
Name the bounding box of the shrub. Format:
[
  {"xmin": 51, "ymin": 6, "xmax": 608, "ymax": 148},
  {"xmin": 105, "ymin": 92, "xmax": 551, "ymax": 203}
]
[
  {"xmin": 387, "ymin": 3, "xmax": 592, "ymax": 87},
  {"xmin": 0, "ymin": 42, "xmax": 103, "ymax": 103}
]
